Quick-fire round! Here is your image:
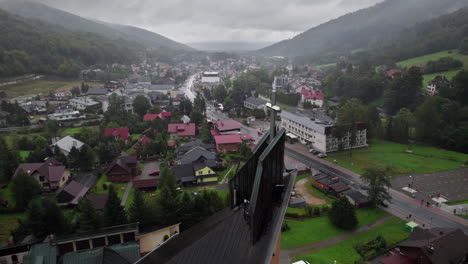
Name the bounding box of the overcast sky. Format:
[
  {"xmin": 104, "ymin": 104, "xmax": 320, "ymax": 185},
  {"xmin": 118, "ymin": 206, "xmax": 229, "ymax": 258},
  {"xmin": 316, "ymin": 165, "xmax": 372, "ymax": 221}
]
[{"xmin": 35, "ymin": 0, "xmax": 384, "ymax": 44}]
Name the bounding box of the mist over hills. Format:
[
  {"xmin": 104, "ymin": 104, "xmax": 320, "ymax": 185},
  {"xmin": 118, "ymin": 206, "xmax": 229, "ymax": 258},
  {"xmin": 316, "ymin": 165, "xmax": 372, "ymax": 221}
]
[
  {"xmin": 256, "ymin": 0, "xmax": 468, "ymax": 58},
  {"xmin": 0, "ymin": 0, "xmax": 192, "ymax": 51}
]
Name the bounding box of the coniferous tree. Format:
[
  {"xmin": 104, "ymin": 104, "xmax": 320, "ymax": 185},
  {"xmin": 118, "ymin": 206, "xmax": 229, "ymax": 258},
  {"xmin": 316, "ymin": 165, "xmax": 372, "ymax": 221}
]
[
  {"xmin": 128, "ymin": 189, "xmax": 152, "ymax": 228},
  {"xmin": 104, "ymin": 185, "xmax": 127, "ymax": 226},
  {"xmin": 42, "ymin": 199, "xmax": 68, "ymax": 235},
  {"xmin": 11, "ymin": 171, "xmax": 41, "ymax": 209},
  {"xmin": 177, "ymin": 191, "xmax": 194, "ymax": 230},
  {"xmin": 77, "ymin": 198, "xmax": 101, "ymax": 232},
  {"xmin": 156, "ymin": 166, "xmax": 178, "ymax": 225}
]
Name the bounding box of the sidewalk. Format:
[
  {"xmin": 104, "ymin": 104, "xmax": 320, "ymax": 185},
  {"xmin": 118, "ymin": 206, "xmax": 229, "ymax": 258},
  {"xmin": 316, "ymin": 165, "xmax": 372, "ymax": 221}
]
[{"xmin": 120, "ymin": 181, "xmax": 133, "ymax": 206}]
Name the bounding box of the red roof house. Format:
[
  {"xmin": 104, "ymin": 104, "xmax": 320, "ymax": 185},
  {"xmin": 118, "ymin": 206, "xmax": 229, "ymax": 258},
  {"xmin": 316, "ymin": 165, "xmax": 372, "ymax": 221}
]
[
  {"xmin": 213, "ymin": 120, "xmax": 241, "ymax": 134},
  {"xmin": 168, "ymin": 123, "xmax": 196, "ymax": 138},
  {"xmin": 214, "ymin": 134, "xmax": 242, "ymax": 153},
  {"xmin": 143, "ymin": 111, "xmax": 172, "ymax": 121},
  {"xmin": 135, "ymin": 135, "xmax": 151, "ymax": 149},
  {"xmin": 104, "ymin": 127, "xmax": 130, "ymax": 140},
  {"xmin": 301, "ymin": 89, "xmax": 324, "ymax": 107}
]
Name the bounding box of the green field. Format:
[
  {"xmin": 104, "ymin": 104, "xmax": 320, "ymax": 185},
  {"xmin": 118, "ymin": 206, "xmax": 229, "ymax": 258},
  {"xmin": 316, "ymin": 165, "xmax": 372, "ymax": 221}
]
[
  {"xmin": 325, "ymin": 139, "xmax": 468, "ymax": 177},
  {"xmin": 0, "ymin": 80, "xmax": 101, "ymax": 99},
  {"xmin": 281, "ymin": 208, "xmax": 388, "ymax": 249},
  {"xmin": 314, "ymin": 63, "xmax": 337, "ymax": 69},
  {"xmin": 293, "ymin": 217, "xmax": 409, "ymax": 264},
  {"xmin": 422, "ymin": 69, "xmax": 460, "ymax": 88},
  {"xmin": 397, "ymin": 50, "xmax": 468, "ymax": 69},
  {"xmin": 446, "ymin": 199, "xmax": 468, "ymax": 206},
  {"xmin": 88, "ymin": 175, "xmax": 127, "ymax": 199},
  {"xmin": 0, "ymin": 213, "xmax": 25, "ymax": 243}
]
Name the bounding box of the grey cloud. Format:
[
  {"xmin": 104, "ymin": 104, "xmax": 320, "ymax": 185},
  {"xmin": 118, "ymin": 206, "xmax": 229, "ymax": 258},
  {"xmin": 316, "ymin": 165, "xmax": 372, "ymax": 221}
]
[{"xmin": 34, "ymin": 0, "xmax": 384, "ymax": 42}]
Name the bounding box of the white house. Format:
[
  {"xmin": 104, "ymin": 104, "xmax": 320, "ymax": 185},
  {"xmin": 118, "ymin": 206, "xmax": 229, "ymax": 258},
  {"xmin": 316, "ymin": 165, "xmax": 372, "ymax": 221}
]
[
  {"xmin": 51, "ymin": 136, "xmax": 85, "ymax": 156},
  {"xmin": 69, "ymin": 97, "xmax": 100, "ymax": 110},
  {"xmin": 301, "ymin": 89, "xmax": 324, "ymax": 108},
  {"xmin": 201, "ymin": 72, "xmax": 221, "ymax": 83}
]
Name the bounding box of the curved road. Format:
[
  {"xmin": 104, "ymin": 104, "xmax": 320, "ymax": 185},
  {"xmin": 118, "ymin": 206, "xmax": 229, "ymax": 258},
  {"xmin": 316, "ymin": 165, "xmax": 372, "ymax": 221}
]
[{"xmin": 285, "ymin": 148, "xmax": 468, "ymax": 234}]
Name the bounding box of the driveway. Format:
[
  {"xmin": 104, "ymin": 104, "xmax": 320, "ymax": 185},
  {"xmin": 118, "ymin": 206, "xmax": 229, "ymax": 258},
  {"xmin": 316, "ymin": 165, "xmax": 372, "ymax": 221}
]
[
  {"xmin": 295, "ymin": 177, "xmax": 326, "ymax": 205},
  {"xmin": 138, "ymin": 161, "xmax": 160, "ymax": 180}
]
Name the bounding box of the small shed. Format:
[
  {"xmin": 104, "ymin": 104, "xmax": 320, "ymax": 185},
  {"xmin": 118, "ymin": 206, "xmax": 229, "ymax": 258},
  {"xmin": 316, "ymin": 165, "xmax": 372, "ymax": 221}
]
[
  {"xmin": 405, "ymin": 221, "xmax": 418, "ymax": 232},
  {"xmin": 288, "ymin": 197, "xmax": 306, "ymax": 208},
  {"xmin": 133, "ymin": 179, "xmax": 158, "ymax": 191}
]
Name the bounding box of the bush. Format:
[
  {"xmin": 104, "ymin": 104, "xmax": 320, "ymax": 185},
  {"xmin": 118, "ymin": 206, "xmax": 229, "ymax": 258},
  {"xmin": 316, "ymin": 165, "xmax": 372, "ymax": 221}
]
[
  {"xmin": 281, "ymin": 221, "xmax": 291, "ymax": 232},
  {"xmin": 304, "ymin": 205, "xmax": 313, "ymax": 216},
  {"xmin": 313, "ymin": 206, "xmax": 321, "ymax": 215},
  {"xmin": 328, "ymin": 197, "xmax": 358, "ymax": 230},
  {"xmin": 102, "ymin": 184, "xmax": 107, "ymax": 190}
]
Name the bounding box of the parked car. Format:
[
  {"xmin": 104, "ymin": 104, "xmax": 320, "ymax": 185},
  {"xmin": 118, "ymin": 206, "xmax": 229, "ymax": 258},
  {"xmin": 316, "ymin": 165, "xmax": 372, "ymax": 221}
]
[
  {"xmin": 149, "ymin": 170, "xmax": 160, "ymax": 176},
  {"xmin": 317, "ymin": 153, "xmax": 328, "ymax": 158},
  {"xmin": 309, "ymin": 149, "xmax": 319, "ymax": 154},
  {"xmin": 380, "ymin": 201, "xmax": 389, "ymax": 207},
  {"xmin": 292, "ymin": 261, "xmax": 311, "ymax": 264}
]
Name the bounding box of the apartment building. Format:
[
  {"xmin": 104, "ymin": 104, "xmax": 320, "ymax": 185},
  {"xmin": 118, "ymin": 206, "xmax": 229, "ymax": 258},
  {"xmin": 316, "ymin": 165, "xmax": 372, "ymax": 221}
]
[{"xmin": 280, "ymin": 108, "xmax": 367, "ymax": 153}]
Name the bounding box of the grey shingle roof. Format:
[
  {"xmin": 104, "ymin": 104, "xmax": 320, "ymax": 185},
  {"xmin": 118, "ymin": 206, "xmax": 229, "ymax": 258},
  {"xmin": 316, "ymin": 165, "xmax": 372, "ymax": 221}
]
[
  {"xmin": 244, "ymin": 97, "xmax": 265, "ymax": 107},
  {"xmin": 179, "ymin": 147, "xmax": 215, "ymax": 165},
  {"xmin": 281, "ymin": 108, "xmax": 333, "ymax": 134}
]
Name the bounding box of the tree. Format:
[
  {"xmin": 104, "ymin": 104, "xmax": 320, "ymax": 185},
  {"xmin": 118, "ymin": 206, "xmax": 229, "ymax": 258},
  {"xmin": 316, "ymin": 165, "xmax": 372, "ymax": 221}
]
[
  {"xmin": 391, "ymin": 108, "xmax": 414, "ymax": 144},
  {"xmin": 133, "ymin": 95, "xmax": 151, "ymax": 118},
  {"xmin": 11, "ymin": 171, "xmax": 41, "ymax": 209},
  {"xmin": 0, "ymin": 137, "xmax": 20, "ymax": 181},
  {"xmin": 44, "ymin": 120, "xmax": 60, "ymax": 139},
  {"xmin": 328, "ymin": 197, "xmax": 358, "ymax": 230},
  {"xmin": 156, "ymin": 165, "xmax": 179, "ymax": 225},
  {"xmin": 200, "ymin": 124, "xmax": 211, "ymax": 143},
  {"xmin": 361, "ymin": 167, "xmax": 392, "ymax": 207},
  {"xmin": 194, "ymin": 93, "xmax": 206, "ymax": 113},
  {"xmin": 104, "ymin": 185, "xmax": 127, "ymax": 226},
  {"xmin": 213, "ymin": 84, "xmax": 227, "ymax": 103},
  {"xmin": 179, "ymin": 99, "xmax": 193, "ymax": 115},
  {"xmin": 77, "ymin": 145, "xmax": 94, "ymax": 171},
  {"xmin": 460, "ymin": 37, "xmax": 468, "ymax": 55},
  {"xmin": 223, "ymin": 97, "xmax": 234, "ymax": 111},
  {"xmin": 239, "ymin": 143, "xmax": 252, "ymax": 160},
  {"xmin": 76, "ymin": 198, "xmax": 101, "ymax": 232},
  {"xmin": 190, "ymin": 110, "xmax": 204, "ymax": 125},
  {"xmin": 81, "ymin": 82, "xmax": 89, "ymax": 94},
  {"xmin": 384, "ymin": 67, "xmax": 423, "ymax": 115},
  {"xmin": 70, "ymin": 86, "xmax": 80, "ymax": 97},
  {"xmin": 451, "ymin": 70, "xmax": 468, "ymax": 106},
  {"xmin": 42, "ymin": 199, "xmax": 68, "ymax": 235},
  {"xmin": 128, "ymin": 189, "xmax": 152, "ymax": 228}
]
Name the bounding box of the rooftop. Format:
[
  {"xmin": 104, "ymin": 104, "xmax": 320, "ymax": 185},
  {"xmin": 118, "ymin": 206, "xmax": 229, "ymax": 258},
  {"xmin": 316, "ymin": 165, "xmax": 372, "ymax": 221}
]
[
  {"xmin": 214, "ymin": 134, "xmax": 242, "ymax": 145},
  {"xmin": 213, "ymin": 120, "xmax": 241, "ymax": 132}
]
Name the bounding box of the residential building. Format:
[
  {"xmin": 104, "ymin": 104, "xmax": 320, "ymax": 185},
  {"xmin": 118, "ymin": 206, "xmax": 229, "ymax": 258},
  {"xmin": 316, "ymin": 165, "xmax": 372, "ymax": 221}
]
[
  {"xmin": 48, "ymin": 105, "xmax": 80, "ymax": 121},
  {"xmin": 132, "ymin": 179, "xmax": 157, "ymax": 191},
  {"xmin": 13, "ymin": 158, "xmax": 70, "ymax": 191},
  {"xmin": 134, "ymin": 135, "xmax": 151, "ymax": 149},
  {"xmin": 51, "ymin": 136, "xmax": 84, "ymax": 156},
  {"xmin": 427, "ymin": 75, "xmax": 452, "ymax": 96},
  {"xmin": 168, "ymin": 123, "xmax": 196, "ymax": 139},
  {"xmin": 300, "ymin": 89, "xmax": 324, "ymax": 107},
  {"xmin": 61, "ymin": 243, "xmax": 141, "ymax": 264},
  {"xmin": 212, "ymin": 119, "xmax": 241, "ymax": 134},
  {"xmin": 193, "ymin": 160, "xmax": 218, "ymax": 184},
  {"xmin": 104, "ymin": 127, "xmax": 130, "ymax": 141},
  {"xmin": 379, "ymin": 228, "xmax": 468, "ymax": 264},
  {"xmin": 20, "ymin": 102, "xmax": 47, "ymax": 114},
  {"xmin": 175, "ymin": 140, "xmax": 215, "ymax": 156},
  {"xmin": 104, "ymin": 81, "xmax": 122, "ymax": 89},
  {"xmin": 343, "ymin": 190, "xmax": 370, "ymax": 208},
  {"xmin": 86, "ymin": 87, "xmax": 109, "ymax": 96},
  {"xmin": 143, "ymin": 111, "xmax": 172, "ymax": 121},
  {"xmin": 137, "ymin": 224, "xmax": 180, "ymax": 255},
  {"xmin": 178, "ymin": 146, "xmax": 216, "ymax": 165},
  {"xmin": 214, "ymin": 134, "xmax": 242, "ymax": 153},
  {"xmin": 0, "ymin": 111, "xmax": 9, "ymax": 127},
  {"xmin": 173, "ymin": 164, "xmax": 196, "ymax": 186},
  {"xmin": 56, "ymin": 180, "xmax": 89, "ymax": 205},
  {"xmin": 69, "ymin": 97, "xmax": 100, "ymax": 111},
  {"xmin": 244, "ymin": 97, "xmax": 266, "ymax": 111},
  {"xmin": 104, "ymin": 153, "xmax": 138, "ymax": 182},
  {"xmin": 274, "ymin": 75, "xmax": 289, "ymax": 92},
  {"xmin": 201, "ymin": 71, "xmax": 221, "ymax": 83},
  {"xmin": 280, "ymin": 108, "xmax": 367, "ymax": 153}
]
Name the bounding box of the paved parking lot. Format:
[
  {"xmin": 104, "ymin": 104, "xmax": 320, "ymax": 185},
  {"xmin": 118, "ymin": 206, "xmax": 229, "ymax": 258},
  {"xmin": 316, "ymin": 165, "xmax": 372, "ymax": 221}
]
[
  {"xmin": 138, "ymin": 161, "xmax": 160, "ymax": 180},
  {"xmin": 391, "ymin": 168, "xmax": 468, "ymax": 203}
]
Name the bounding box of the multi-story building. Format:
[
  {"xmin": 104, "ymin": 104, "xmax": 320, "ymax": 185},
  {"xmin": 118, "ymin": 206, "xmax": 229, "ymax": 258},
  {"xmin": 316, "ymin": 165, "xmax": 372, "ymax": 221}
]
[
  {"xmin": 280, "ymin": 108, "xmax": 367, "ymax": 153},
  {"xmin": 69, "ymin": 97, "xmax": 100, "ymax": 111}
]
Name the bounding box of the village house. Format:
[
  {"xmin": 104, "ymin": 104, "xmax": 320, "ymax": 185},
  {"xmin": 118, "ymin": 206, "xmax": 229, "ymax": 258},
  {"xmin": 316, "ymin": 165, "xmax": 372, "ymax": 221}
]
[
  {"xmin": 132, "ymin": 178, "xmax": 158, "ymax": 191},
  {"xmin": 280, "ymin": 108, "xmax": 367, "ymax": 153},
  {"xmin": 143, "ymin": 111, "xmax": 172, "ymax": 121},
  {"xmin": 214, "ymin": 134, "xmax": 242, "ymax": 153},
  {"xmin": 193, "ymin": 160, "xmax": 218, "ymax": 184},
  {"xmin": 69, "ymin": 96, "xmax": 100, "ymax": 111},
  {"xmin": 86, "ymin": 87, "xmax": 109, "ymax": 97},
  {"xmin": 134, "ymin": 135, "xmax": 151, "ymax": 149},
  {"xmin": 168, "ymin": 123, "xmax": 196, "ymax": 139},
  {"xmin": 379, "ymin": 228, "xmax": 468, "ymax": 264},
  {"xmin": 212, "ymin": 119, "xmax": 241, "ymax": 135},
  {"xmin": 104, "ymin": 127, "xmax": 130, "ymax": 141},
  {"xmin": 56, "ymin": 180, "xmax": 89, "ymax": 205},
  {"xmin": 427, "ymin": 75, "xmax": 452, "ymax": 96},
  {"xmin": 174, "ymin": 164, "xmax": 196, "ymax": 186},
  {"xmin": 51, "ymin": 136, "xmax": 85, "ymax": 156},
  {"xmin": 301, "ymin": 89, "xmax": 324, "ymax": 107},
  {"xmin": 104, "ymin": 153, "xmax": 138, "ymax": 182},
  {"xmin": 243, "ymin": 97, "xmax": 267, "ymax": 111},
  {"xmin": 48, "ymin": 105, "xmax": 80, "ymax": 121},
  {"xmin": 13, "ymin": 158, "xmax": 70, "ymax": 191}
]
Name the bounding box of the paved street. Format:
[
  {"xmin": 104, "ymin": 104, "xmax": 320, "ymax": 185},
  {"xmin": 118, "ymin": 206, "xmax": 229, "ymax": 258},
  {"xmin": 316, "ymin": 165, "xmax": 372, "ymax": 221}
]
[{"xmin": 284, "ymin": 146, "xmax": 468, "ymax": 234}]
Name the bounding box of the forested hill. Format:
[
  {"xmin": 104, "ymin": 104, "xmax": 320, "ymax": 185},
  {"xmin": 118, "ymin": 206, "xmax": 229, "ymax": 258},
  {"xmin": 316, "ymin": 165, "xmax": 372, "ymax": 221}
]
[
  {"xmin": 0, "ymin": 0, "xmax": 192, "ymax": 51},
  {"xmin": 256, "ymin": 0, "xmax": 468, "ymax": 58},
  {"xmin": 0, "ymin": 8, "xmax": 138, "ymax": 78}
]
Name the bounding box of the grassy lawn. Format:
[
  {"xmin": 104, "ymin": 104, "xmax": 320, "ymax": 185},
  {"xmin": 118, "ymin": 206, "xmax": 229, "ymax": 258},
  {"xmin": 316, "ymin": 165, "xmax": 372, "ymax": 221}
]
[
  {"xmin": 306, "ymin": 182, "xmax": 336, "ymax": 204},
  {"xmin": 88, "ymin": 175, "xmax": 127, "ymax": 199},
  {"xmin": 61, "ymin": 126, "xmax": 97, "ymax": 136},
  {"xmin": 293, "ymin": 218, "xmax": 409, "ymax": 264},
  {"xmin": 397, "ymin": 49, "xmax": 468, "ymax": 69},
  {"xmin": 217, "ymin": 166, "xmax": 233, "ymax": 181},
  {"xmin": 19, "ymin": 150, "xmax": 30, "ymax": 160},
  {"xmin": 295, "ymin": 173, "xmax": 311, "ymax": 183},
  {"xmin": 131, "ymin": 134, "xmax": 141, "ymax": 141},
  {"xmin": 422, "ymin": 69, "xmax": 460, "ymax": 88},
  {"xmin": 281, "ymin": 208, "xmax": 388, "ymax": 249},
  {"xmin": 0, "ymin": 213, "xmax": 25, "ymax": 243},
  {"xmin": 0, "ymin": 80, "xmax": 101, "ymax": 99},
  {"xmin": 446, "ymin": 199, "xmax": 468, "ymax": 206},
  {"xmin": 325, "ymin": 139, "xmax": 468, "ymax": 177},
  {"xmin": 124, "ymin": 187, "xmax": 136, "ymax": 209},
  {"xmin": 0, "ymin": 184, "xmax": 15, "ymax": 207}
]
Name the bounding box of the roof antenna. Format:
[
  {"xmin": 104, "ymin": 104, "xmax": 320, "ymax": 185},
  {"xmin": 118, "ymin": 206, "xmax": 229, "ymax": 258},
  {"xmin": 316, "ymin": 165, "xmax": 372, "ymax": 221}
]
[{"xmin": 269, "ymin": 77, "xmax": 281, "ymax": 142}]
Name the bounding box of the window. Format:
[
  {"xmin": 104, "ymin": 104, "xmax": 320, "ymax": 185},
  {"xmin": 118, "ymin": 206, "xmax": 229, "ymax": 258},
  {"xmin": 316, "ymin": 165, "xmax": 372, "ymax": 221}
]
[{"xmin": 39, "ymin": 176, "xmax": 45, "ymax": 182}]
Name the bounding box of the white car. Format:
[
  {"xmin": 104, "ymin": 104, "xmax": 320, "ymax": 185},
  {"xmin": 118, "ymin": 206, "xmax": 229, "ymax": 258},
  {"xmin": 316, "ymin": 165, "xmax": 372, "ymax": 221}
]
[
  {"xmin": 317, "ymin": 153, "xmax": 328, "ymax": 158},
  {"xmin": 292, "ymin": 261, "xmax": 311, "ymax": 264}
]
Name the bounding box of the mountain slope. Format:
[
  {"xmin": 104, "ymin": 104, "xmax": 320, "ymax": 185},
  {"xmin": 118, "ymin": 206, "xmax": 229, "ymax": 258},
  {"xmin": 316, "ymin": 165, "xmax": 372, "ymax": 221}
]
[
  {"xmin": 257, "ymin": 0, "xmax": 468, "ymax": 57},
  {"xmin": 0, "ymin": 0, "xmax": 192, "ymax": 51},
  {"xmin": 0, "ymin": 8, "xmax": 138, "ymax": 78}
]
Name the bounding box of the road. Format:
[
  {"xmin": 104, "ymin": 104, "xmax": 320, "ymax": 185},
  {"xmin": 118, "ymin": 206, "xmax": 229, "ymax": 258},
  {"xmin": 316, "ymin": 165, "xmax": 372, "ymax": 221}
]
[
  {"xmin": 285, "ymin": 148, "xmax": 468, "ymax": 234},
  {"xmin": 182, "ymin": 74, "xmax": 197, "ymax": 102}
]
